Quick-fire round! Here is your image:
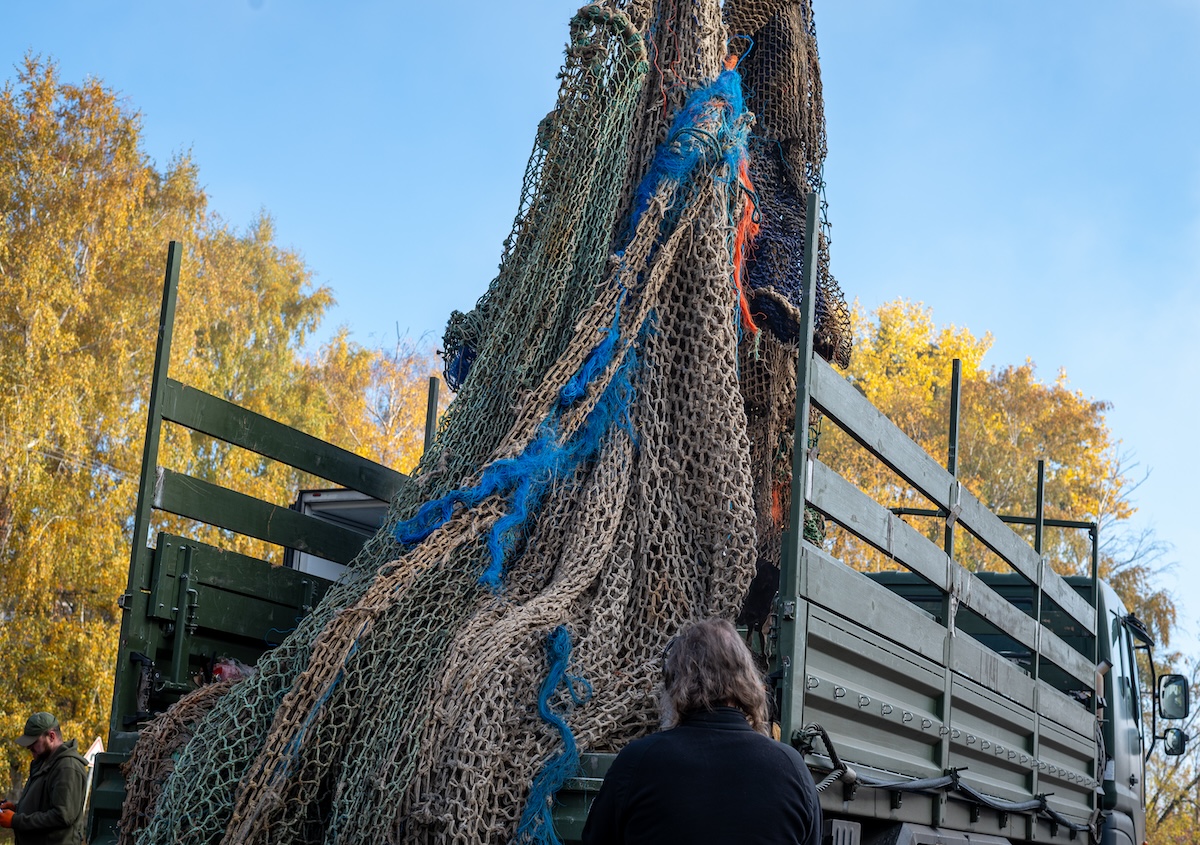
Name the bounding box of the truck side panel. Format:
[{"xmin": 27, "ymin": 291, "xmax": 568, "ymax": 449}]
[{"xmin": 799, "ymin": 543, "xmax": 1098, "ymax": 837}]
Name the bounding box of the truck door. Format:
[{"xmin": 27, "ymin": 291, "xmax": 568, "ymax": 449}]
[{"xmin": 1103, "ymin": 613, "xmax": 1146, "ymax": 844}]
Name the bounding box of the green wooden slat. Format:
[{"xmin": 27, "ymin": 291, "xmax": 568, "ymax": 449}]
[
  {"xmin": 153, "ymin": 468, "xmax": 368, "ymax": 564},
  {"xmin": 954, "ymin": 489, "xmax": 1092, "ymax": 631},
  {"xmin": 1038, "ymin": 630, "xmax": 1097, "ymax": 690},
  {"xmin": 809, "ymin": 461, "xmax": 950, "ymax": 590},
  {"xmin": 1036, "ymin": 679, "xmax": 1097, "ymax": 736},
  {"xmin": 148, "ymin": 585, "xmax": 320, "ymax": 643},
  {"xmin": 810, "ymin": 355, "xmax": 954, "ymax": 519},
  {"xmin": 803, "ymin": 544, "xmax": 947, "ymax": 666},
  {"xmin": 155, "ymin": 535, "xmax": 327, "ymax": 604},
  {"xmin": 808, "ymin": 355, "xmax": 1096, "ymax": 638},
  {"xmin": 810, "ymin": 460, "xmax": 1042, "ymax": 655},
  {"xmin": 191, "ymin": 550, "xmax": 323, "ymax": 604},
  {"xmin": 808, "ymin": 461, "xmax": 1095, "ymax": 689},
  {"xmin": 159, "ymin": 379, "xmax": 411, "ymax": 503},
  {"xmin": 148, "ymin": 535, "xmax": 330, "ymax": 624},
  {"xmin": 949, "ymin": 570, "xmax": 1042, "ymax": 666},
  {"xmin": 191, "ymin": 590, "xmax": 311, "ymax": 642},
  {"xmin": 950, "ymin": 634, "xmax": 1036, "ymax": 710}
]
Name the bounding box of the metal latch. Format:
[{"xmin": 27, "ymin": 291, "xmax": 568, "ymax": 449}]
[{"xmin": 165, "ymin": 546, "xmax": 199, "ymax": 690}]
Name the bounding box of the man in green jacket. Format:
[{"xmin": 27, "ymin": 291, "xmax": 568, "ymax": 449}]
[{"xmin": 0, "ymin": 712, "xmax": 88, "ymax": 845}]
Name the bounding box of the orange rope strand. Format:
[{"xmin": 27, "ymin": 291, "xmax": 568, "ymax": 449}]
[{"xmin": 732, "ymin": 157, "xmax": 760, "ymax": 334}]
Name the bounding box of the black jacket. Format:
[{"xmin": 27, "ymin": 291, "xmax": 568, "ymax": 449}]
[
  {"xmin": 13, "ymin": 740, "xmax": 88, "ymax": 845},
  {"xmin": 581, "ymin": 707, "xmax": 822, "ymax": 845}
]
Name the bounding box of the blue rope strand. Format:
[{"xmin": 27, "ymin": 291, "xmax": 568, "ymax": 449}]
[
  {"xmin": 394, "ymin": 298, "xmax": 638, "ymax": 592},
  {"xmin": 397, "ymin": 65, "xmax": 747, "ymax": 589},
  {"xmin": 629, "ymin": 67, "xmax": 750, "ymax": 232},
  {"xmin": 559, "ymin": 298, "xmax": 623, "ymax": 407},
  {"xmin": 514, "ymin": 626, "xmax": 592, "ymax": 845},
  {"xmin": 275, "ymin": 634, "xmax": 362, "ymax": 784}
]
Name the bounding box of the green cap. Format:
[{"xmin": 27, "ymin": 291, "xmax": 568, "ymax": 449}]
[{"xmin": 15, "ymin": 712, "xmax": 58, "ymax": 748}]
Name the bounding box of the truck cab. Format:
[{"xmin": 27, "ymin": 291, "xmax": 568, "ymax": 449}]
[
  {"xmin": 1098, "ymin": 582, "xmax": 1189, "ymax": 845},
  {"xmin": 1098, "ymin": 581, "xmax": 1147, "ymax": 845}
]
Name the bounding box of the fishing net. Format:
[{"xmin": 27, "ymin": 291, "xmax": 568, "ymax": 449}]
[
  {"xmin": 124, "ymin": 1, "xmax": 849, "ymax": 843},
  {"xmin": 119, "ymin": 679, "xmax": 235, "ymax": 840}
]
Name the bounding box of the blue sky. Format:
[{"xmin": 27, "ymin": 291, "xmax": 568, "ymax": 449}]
[{"xmin": 5, "ymin": 2, "xmax": 1198, "ymax": 651}]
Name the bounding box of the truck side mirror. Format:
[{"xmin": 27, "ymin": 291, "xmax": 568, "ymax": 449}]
[
  {"xmin": 1159, "ymin": 674, "xmax": 1190, "ymax": 720},
  {"xmin": 1163, "ymin": 727, "xmax": 1187, "ymax": 756}
]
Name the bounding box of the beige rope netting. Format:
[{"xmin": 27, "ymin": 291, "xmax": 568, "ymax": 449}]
[{"xmin": 121, "ymin": 1, "xmax": 849, "ymax": 843}]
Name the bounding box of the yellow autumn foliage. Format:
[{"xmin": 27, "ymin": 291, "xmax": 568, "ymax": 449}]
[
  {"xmin": 824, "ymin": 300, "xmax": 1140, "ymax": 588},
  {"xmin": 0, "ymin": 57, "xmax": 443, "ymax": 793}
]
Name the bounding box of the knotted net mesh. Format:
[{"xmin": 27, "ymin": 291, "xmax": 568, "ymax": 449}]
[{"xmin": 122, "ymin": 2, "xmax": 849, "ymax": 843}]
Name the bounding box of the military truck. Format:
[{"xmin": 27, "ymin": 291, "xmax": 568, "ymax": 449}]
[{"xmin": 87, "ymin": 219, "xmax": 1188, "ymax": 845}]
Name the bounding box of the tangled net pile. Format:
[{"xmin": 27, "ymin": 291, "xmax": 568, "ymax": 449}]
[{"xmin": 121, "ymin": 1, "xmax": 850, "ymax": 843}]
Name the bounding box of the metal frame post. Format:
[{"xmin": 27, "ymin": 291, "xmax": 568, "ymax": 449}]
[
  {"xmin": 108, "ymin": 241, "xmax": 182, "ymax": 739},
  {"xmin": 424, "ymin": 376, "xmax": 441, "ymax": 453},
  {"xmin": 779, "ymin": 191, "xmax": 821, "ymax": 746},
  {"xmin": 944, "ymin": 359, "xmax": 962, "ymax": 557}
]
